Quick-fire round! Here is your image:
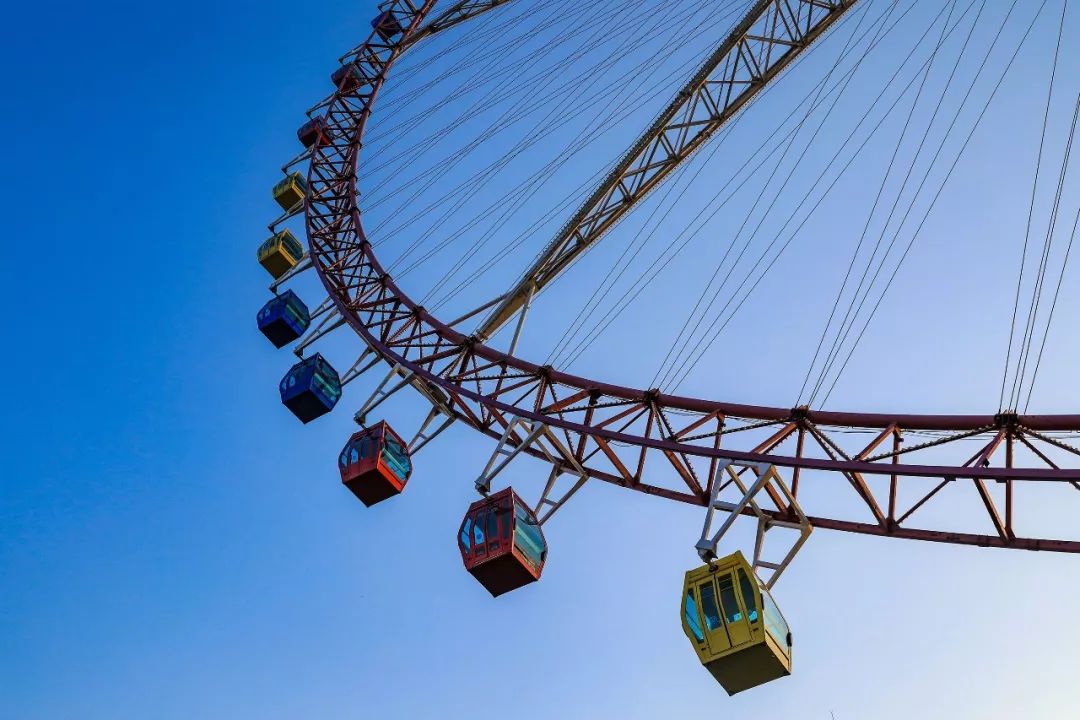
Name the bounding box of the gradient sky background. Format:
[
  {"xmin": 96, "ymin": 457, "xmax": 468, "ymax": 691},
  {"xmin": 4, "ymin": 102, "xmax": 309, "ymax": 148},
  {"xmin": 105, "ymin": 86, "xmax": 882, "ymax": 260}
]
[{"xmin": 4, "ymin": 0, "xmax": 1080, "ymax": 718}]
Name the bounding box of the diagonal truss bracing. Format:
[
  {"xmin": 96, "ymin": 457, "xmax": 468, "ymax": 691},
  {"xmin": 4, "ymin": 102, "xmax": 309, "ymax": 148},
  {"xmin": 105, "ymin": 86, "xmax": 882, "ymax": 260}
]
[
  {"xmin": 300, "ymin": 0, "xmax": 1080, "ymax": 556},
  {"xmin": 404, "ymin": 0, "xmax": 517, "ymax": 47},
  {"xmin": 476, "ymin": 0, "xmax": 860, "ymax": 339}
]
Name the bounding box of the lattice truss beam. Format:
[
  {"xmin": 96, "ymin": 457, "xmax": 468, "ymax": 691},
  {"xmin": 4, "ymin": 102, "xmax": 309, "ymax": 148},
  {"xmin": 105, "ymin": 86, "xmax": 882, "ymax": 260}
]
[
  {"xmin": 405, "ymin": 0, "xmax": 515, "ymax": 46},
  {"xmin": 697, "ymin": 460, "xmax": 811, "ymax": 589},
  {"xmin": 476, "ymin": 0, "xmax": 860, "ymax": 339},
  {"xmin": 302, "ymin": 0, "xmax": 1080, "ymax": 555}
]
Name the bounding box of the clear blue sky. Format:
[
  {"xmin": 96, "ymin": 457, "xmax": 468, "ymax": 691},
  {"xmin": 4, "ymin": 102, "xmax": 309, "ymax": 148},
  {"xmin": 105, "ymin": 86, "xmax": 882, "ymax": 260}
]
[{"xmin": 4, "ymin": 1, "xmax": 1080, "ymax": 718}]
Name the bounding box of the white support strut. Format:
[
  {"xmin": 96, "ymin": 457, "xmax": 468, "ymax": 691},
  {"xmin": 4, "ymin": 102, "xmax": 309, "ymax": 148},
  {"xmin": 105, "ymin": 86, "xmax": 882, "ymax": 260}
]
[
  {"xmin": 696, "ymin": 460, "xmax": 812, "ymax": 589},
  {"xmin": 475, "ymin": 415, "xmax": 588, "ymax": 525}
]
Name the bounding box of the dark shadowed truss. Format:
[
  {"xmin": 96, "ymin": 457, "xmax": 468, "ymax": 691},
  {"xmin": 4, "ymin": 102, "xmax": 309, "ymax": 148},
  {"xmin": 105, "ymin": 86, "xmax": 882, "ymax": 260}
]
[{"xmin": 300, "ymin": 0, "xmax": 1080, "ymax": 554}]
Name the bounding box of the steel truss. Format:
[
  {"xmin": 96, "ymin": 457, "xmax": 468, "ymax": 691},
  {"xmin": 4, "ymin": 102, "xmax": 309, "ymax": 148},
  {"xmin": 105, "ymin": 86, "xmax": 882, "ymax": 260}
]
[
  {"xmin": 475, "ymin": 415, "xmax": 589, "ymax": 525},
  {"xmin": 403, "ymin": 0, "xmax": 515, "ymax": 48},
  {"xmin": 299, "ymin": 0, "xmax": 1080, "ymax": 554},
  {"xmin": 476, "ymin": 0, "xmax": 861, "ymax": 339},
  {"xmin": 697, "ymin": 461, "xmax": 811, "ymax": 589}
]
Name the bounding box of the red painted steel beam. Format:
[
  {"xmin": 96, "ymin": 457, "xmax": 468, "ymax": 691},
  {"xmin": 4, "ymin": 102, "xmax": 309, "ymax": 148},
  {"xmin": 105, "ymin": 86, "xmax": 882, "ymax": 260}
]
[{"xmin": 301, "ymin": 0, "xmax": 1080, "ymax": 555}]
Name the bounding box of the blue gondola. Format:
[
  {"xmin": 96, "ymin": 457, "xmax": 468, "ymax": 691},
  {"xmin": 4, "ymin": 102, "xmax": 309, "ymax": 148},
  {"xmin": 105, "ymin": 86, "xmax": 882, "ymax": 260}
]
[
  {"xmin": 280, "ymin": 353, "xmax": 342, "ymax": 423},
  {"xmin": 257, "ymin": 290, "xmax": 311, "ymax": 349}
]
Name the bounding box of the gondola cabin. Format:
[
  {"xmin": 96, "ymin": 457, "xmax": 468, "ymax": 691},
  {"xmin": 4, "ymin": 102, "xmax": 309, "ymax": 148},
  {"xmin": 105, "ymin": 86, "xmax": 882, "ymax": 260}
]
[
  {"xmin": 458, "ymin": 488, "xmax": 546, "ymax": 597},
  {"xmin": 339, "ymin": 422, "xmax": 412, "ymax": 507},
  {"xmin": 331, "ymin": 64, "xmax": 366, "ymax": 92},
  {"xmin": 257, "ymin": 290, "xmax": 310, "ymax": 348},
  {"xmin": 272, "ymin": 172, "xmax": 307, "ymax": 212},
  {"xmin": 257, "ymin": 229, "xmax": 304, "ymax": 279},
  {"xmin": 297, "ymin": 117, "xmax": 332, "ymax": 148},
  {"xmin": 681, "ymin": 551, "xmax": 792, "ymax": 695},
  {"xmin": 371, "ymin": 9, "xmax": 403, "ymax": 40},
  {"xmin": 279, "ymin": 353, "xmax": 342, "ymax": 424}
]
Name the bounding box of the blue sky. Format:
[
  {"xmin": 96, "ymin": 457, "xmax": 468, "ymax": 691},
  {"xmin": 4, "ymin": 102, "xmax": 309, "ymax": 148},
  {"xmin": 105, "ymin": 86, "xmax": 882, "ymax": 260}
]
[{"xmin": 4, "ymin": 1, "xmax": 1080, "ymax": 718}]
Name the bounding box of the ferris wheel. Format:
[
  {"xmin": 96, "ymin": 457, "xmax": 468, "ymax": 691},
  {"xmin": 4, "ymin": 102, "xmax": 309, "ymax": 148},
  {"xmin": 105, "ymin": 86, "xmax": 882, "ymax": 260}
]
[{"xmin": 254, "ymin": 0, "xmax": 1080, "ymax": 695}]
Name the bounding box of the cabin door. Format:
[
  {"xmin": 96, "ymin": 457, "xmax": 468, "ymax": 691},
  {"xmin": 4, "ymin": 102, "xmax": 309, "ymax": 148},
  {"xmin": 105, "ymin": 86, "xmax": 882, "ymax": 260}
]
[
  {"xmin": 714, "ymin": 571, "xmax": 753, "ymax": 649},
  {"xmin": 697, "ymin": 578, "xmax": 734, "ymax": 656}
]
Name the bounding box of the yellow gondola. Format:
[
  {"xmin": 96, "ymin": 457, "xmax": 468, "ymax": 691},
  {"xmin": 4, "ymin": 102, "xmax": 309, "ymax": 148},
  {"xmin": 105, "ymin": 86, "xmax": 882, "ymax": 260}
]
[
  {"xmin": 272, "ymin": 172, "xmax": 308, "ymax": 211},
  {"xmin": 681, "ymin": 551, "xmax": 792, "ymax": 695},
  {"xmin": 257, "ymin": 229, "xmax": 304, "ymax": 279}
]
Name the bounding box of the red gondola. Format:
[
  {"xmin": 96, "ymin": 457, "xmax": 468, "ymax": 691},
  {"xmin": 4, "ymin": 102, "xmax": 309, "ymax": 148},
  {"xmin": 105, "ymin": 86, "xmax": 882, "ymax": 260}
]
[
  {"xmin": 330, "ymin": 64, "xmax": 366, "ymax": 92},
  {"xmin": 339, "ymin": 421, "xmax": 412, "ymax": 507},
  {"xmin": 458, "ymin": 488, "xmax": 547, "ymax": 597},
  {"xmin": 371, "ymin": 9, "xmax": 403, "ymax": 41},
  {"xmin": 297, "ymin": 117, "xmax": 332, "ymax": 148}
]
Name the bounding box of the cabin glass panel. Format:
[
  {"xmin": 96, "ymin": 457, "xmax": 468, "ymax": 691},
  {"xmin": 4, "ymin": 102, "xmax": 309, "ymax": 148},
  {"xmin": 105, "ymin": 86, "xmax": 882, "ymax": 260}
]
[
  {"xmin": 380, "ymin": 433, "xmax": 411, "ymax": 481},
  {"xmin": 718, "ymin": 575, "xmax": 743, "ymax": 624},
  {"xmin": 283, "ymin": 294, "xmax": 309, "ymax": 326},
  {"xmin": 281, "ymin": 232, "xmax": 303, "ymax": 260},
  {"xmin": 738, "ymin": 569, "xmax": 760, "ymax": 623},
  {"xmin": 471, "ymin": 511, "xmax": 488, "ymax": 556},
  {"xmin": 257, "ymin": 237, "xmax": 276, "ymax": 260},
  {"xmin": 761, "ymin": 586, "xmax": 790, "ymax": 656},
  {"xmin": 698, "ymin": 581, "xmax": 723, "ymax": 632},
  {"xmin": 460, "ymin": 517, "xmax": 473, "ymax": 551},
  {"xmin": 513, "ymin": 501, "xmax": 545, "ymax": 568},
  {"xmin": 487, "ymin": 507, "xmax": 503, "ymax": 552},
  {"xmin": 684, "ymin": 589, "xmax": 705, "ymax": 643},
  {"xmin": 312, "ymin": 362, "xmax": 342, "ymax": 404}
]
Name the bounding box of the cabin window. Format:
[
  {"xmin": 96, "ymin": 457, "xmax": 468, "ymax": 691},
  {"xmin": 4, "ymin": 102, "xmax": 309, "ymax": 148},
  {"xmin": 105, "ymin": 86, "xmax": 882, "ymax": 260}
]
[
  {"xmin": 486, "ymin": 508, "xmax": 500, "ymax": 550},
  {"xmin": 737, "ymin": 569, "xmax": 759, "ymax": 622},
  {"xmin": 472, "ymin": 511, "xmax": 487, "ymax": 553},
  {"xmin": 381, "ymin": 434, "xmax": 411, "ymax": 480},
  {"xmin": 282, "ymin": 233, "xmax": 303, "ymax": 259},
  {"xmin": 684, "ymin": 589, "xmax": 705, "ymax": 643},
  {"xmin": 460, "ymin": 517, "xmax": 472, "ymax": 551},
  {"xmin": 312, "ymin": 371, "xmax": 341, "ymax": 403},
  {"xmin": 284, "ymin": 306, "xmax": 305, "ymax": 326},
  {"xmin": 718, "ymin": 575, "xmax": 743, "ymax": 624},
  {"xmin": 513, "ymin": 502, "xmax": 545, "ymax": 566},
  {"xmin": 284, "ymin": 295, "xmax": 307, "ymax": 320},
  {"xmin": 761, "ymin": 587, "xmax": 789, "ymax": 653},
  {"xmin": 498, "ymin": 507, "xmax": 511, "ymax": 540},
  {"xmin": 698, "ymin": 582, "xmax": 722, "ymax": 631}
]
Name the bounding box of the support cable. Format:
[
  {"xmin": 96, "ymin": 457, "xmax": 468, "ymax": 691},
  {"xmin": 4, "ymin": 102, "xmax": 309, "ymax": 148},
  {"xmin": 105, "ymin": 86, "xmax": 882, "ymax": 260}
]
[
  {"xmin": 816, "ymin": 0, "xmax": 1052, "ymax": 405},
  {"xmin": 799, "ymin": 0, "xmax": 966, "ymax": 404},
  {"xmin": 1002, "ymin": 0, "xmax": 1069, "ymax": 410}
]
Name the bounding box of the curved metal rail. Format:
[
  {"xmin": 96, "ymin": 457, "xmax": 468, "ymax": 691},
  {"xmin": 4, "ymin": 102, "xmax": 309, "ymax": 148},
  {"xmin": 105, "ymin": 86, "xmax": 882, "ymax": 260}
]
[
  {"xmin": 303, "ymin": 0, "xmax": 1080, "ymax": 553},
  {"xmin": 404, "ymin": 0, "xmax": 516, "ymax": 48}
]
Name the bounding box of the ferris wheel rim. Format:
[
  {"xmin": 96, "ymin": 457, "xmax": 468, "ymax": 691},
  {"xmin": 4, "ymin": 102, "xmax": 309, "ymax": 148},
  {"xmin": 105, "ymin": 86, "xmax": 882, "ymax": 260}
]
[
  {"xmin": 310, "ymin": 2, "xmax": 1080, "ymax": 433},
  {"xmin": 299, "ymin": 0, "xmax": 1080, "ymax": 554}
]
